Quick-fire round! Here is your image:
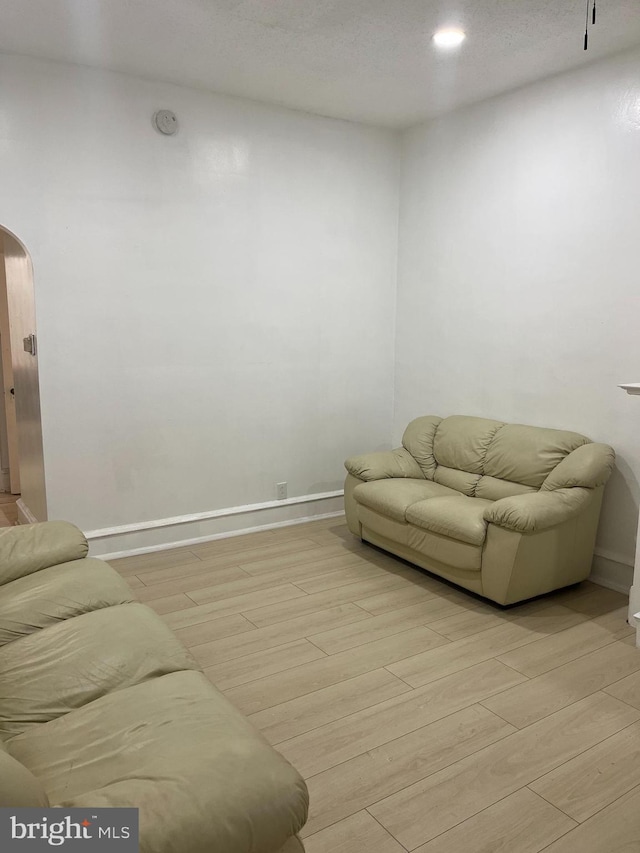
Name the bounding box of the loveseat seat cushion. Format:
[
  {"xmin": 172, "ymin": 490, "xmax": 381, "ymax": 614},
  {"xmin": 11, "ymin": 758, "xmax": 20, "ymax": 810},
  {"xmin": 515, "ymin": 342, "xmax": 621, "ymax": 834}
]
[
  {"xmin": 406, "ymin": 496, "xmax": 494, "ymax": 546},
  {"xmin": 0, "ymin": 603, "xmax": 198, "ymax": 740},
  {"xmin": 406, "ymin": 527, "xmax": 484, "ymax": 571},
  {"xmin": 353, "ymin": 479, "xmax": 462, "ymax": 523},
  {"xmin": 7, "ymin": 670, "xmax": 309, "ymax": 853},
  {"xmin": 0, "ymin": 558, "xmax": 134, "ymax": 646}
]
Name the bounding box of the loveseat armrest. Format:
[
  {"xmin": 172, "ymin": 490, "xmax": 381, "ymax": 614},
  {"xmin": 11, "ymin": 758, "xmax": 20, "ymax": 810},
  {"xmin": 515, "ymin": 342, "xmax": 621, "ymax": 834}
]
[
  {"xmin": 483, "ymin": 487, "xmax": 592, "ymax": 534},
  {"xmin": 542, "ymin": 442, "xmax": 615, "ymax": 490},
  {"xmin": 0, "ymin": 521, "xmax": 88, "ymax": 586},
  {"xmin": 345, "ymin": 448, "xmax": 424, "ymax": 481}
]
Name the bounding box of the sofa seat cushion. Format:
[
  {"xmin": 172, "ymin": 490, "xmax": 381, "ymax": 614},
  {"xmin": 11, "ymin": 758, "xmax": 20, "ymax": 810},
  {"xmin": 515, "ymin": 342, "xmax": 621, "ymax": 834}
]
[
  {"xmin": 0, "ymin": 603, "xmax": 198, "ymax": 740},
  {"xmin": 0, "ymin": 558, "xmax": 134, "ymax": 646},
  {"xmin": 7, "ymin": 671, "xmax": 309, "ymax": 853},
  {"xmin": 406, "ymin": 496, "xmax": 494, "ymax": 546},
  {"xmin": 353, "ymin": 479, "xmax": 462, "ymax": 523}
]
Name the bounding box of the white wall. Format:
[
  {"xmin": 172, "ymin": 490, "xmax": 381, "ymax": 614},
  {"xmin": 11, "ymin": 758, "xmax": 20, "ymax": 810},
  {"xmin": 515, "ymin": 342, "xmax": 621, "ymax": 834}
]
[
  {"xmin": 395, "ymin": 49, "xmax": 640, "ymax": 587},
  {"xmin": 0, "ymin": 53, "xmax": 399, "ymax": 552}
]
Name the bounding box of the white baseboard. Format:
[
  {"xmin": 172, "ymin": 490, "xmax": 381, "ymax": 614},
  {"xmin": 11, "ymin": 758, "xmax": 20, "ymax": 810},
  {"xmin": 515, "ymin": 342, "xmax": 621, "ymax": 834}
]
[
  {"xmin": 86, "ymin": 490, "xmax": 345, "ymax": 559},
  {"xmin": 16, "ymin": 499, "xmax": 38, "ymax": 525},
  {"xmin": 590, "ymin": 547, "xmax": 634, "ymax": 595}
]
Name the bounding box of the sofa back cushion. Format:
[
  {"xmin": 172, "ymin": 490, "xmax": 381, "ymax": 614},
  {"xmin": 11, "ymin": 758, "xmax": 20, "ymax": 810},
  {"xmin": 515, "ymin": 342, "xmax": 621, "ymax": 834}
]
[
  {"xmin": 0, "ymin": 744, "xmax": 49, "ymax": 807},
  {"xmin": 403, "ymin": 415, "xmax": 592, "ymax": 499}
]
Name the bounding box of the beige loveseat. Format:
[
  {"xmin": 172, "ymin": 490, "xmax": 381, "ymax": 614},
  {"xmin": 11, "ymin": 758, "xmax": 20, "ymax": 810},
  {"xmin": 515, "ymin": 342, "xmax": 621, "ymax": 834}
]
[
  {"xmin": 0, "ymin": 522, "xmax": 307, "ymax": 853},
  {"xmin": 345, "ymin": 415, "xmax": 615, "ymax": 605}
]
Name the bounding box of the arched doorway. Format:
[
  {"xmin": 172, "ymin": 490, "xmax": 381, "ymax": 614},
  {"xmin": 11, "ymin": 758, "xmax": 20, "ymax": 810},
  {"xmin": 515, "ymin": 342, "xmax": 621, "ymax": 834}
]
[{"xmin": 0, "ymin": 226, "xmax": 47, "ymax": 523}]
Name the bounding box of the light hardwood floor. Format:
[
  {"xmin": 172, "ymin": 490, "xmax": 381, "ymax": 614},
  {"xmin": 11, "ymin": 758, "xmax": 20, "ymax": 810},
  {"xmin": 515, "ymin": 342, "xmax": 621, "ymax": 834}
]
[
  {"xmin": 110, "ymin": 515, "xmax": 640, "ymax": 853},
  {"xmin": 0, "ymin": 492, "xmax": 18, "ymax": 526}
]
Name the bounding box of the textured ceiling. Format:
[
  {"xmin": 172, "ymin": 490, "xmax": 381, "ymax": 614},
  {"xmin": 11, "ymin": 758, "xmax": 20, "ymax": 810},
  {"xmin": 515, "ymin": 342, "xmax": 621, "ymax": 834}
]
[{"xmin": 0, "ymin": 0, "xmax": 639, "ymax": 127}]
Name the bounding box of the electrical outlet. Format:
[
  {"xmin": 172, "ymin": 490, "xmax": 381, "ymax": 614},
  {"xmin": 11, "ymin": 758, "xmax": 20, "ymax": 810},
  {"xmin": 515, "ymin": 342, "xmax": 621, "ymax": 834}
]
[{"xmin": 276, "ymin": 482, "xmax": 287, "ymax": 500}]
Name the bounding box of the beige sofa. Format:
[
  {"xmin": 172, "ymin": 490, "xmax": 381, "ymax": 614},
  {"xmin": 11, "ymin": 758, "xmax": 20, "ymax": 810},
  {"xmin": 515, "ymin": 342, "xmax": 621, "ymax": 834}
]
[
  {"xmin": 345, "ymin": 415, "xmax": 615, "ymax": 605},
  {"xmin": 0, "ymin": 522, "xmax": 307, "ymax": 853}
]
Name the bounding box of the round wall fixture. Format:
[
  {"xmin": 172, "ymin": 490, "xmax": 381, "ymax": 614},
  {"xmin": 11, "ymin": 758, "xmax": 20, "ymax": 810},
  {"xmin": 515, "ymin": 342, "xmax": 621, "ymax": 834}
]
[{"xmin": 153, "ymin": 110, "xmax": 178, "ymax": 135}]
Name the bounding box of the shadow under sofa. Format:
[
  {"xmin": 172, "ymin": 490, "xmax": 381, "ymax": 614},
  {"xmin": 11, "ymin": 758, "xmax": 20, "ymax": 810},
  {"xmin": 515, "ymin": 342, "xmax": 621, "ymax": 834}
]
[
  {"xmin": 345, "ymin": 415, "xmax": 615, "ymax": 606},
  {"xmin": 0, "ymin": 521, "xmax": 308, "ymax": 853}
]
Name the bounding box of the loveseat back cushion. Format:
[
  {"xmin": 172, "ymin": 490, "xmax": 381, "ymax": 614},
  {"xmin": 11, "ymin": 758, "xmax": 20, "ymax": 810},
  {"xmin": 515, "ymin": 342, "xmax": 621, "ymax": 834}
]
[
  {"xmin": 483, "ymin": 424, "xmax": 590, "ymax": 489},
  {"xmin": 0, "ymin": 744, "xmax": 49, "ymax": 807},
  {"xmin": 402, "ymin": 416, "xmax": 442, "ymax": 480},
  {"xmin": 432, "ymin": 416, "xmax": 504, "ymax": 496}
]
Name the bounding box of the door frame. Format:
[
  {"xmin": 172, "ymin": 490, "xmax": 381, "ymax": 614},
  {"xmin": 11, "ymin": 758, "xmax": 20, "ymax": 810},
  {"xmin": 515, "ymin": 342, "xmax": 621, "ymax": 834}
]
[{"xmin": 0, "ymin": 225, "xmax": 47, "ymax": 521}]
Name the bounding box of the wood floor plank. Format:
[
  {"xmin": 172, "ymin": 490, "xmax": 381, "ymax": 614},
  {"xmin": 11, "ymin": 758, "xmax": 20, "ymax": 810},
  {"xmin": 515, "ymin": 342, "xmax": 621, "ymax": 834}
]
[
  {"xmin": 241, "ymin": 552, "xmax": 370, "ymax": 585},
  {"xmin": 354, "ymin": 584, "xmax": 453, "ymax": 616},
  {"xmin": 530, "ymin": 720, "xmax": 640, "ymax": 822},
  {"xmin": 539, "ymin": 783, "xmax": 640, "ymax": 853},
  {"xmin": 203, "ymin": 638, "xmax": 326, "ymax": 691},
  {"xmin": 277, "ymin": 659, "xmax": 525, "ymax": 778},
  {"xmin": 223, "ymin": 625, "xmax": 449, "ymax": 715},
  {"xmin": 497, "ymin": 607, "xmax": 632, "ymax": 677},
  {"xmin": 560, "ymin": 585, "xmax": 629, "ymax": 617},
  {"xmin": 293, "ymin": 562, "xmax": 413, "ymax": 594},
  {"xmin": 368, "ymin": 693, "xmax": 640, "ymax": 850},
  {"xmin": 139, "ymin": 538, "xmax": 322, "ymax": 586},
  {"xmin": 189, "ymin": 562, "xmax": 400, "ymax": 607},
  {"xmin": 239, "ymin": 542, "xmax": 366, "ymax": 576},
  {"xmin": 125, "ymin": 575, "xmax": 145, "ymax": 590},
  {"xmin": 162, "ymin": 583, "xmax": 307, "ymax": 630},
  {"xmin": 604, "ymin": 669, "xmax": 640, "ymax": 709},
  {"xmin": 482, "ymin": 640, "xmax": 640, "ymax": 728},
  {"xmin": 190, "ymin": 604, "xmax": 370, "ymax": 667},
  {"xmin": 190, "ymin": 529, "xmax": 293, "ymax": 557},
  {"xmin": 309, "ymin": 600, "xmax": 467, "ymax": 655},
  {"xmin": 109, "ymin": 547, "xmax": 203, "ymax": 575},
  {"xmin": 426, "ymin": 605, "xmax": 513, "ymax": 642},
  {"xmin": 304, "ymin": 528, "xmax": 360, "ymax": 549},
  {"xmin": 412, "ymin": 788, "xmax": 577, "ymax": 853},
  {"xmin": 183, "ymin": 571, "xmax": 302, "ymax": 606},
  {"xmin": 304, "ymin": 810, "xmax": 405, "ymax": 853},
  {"xmin": 387, "ymin": 605, "xmax": 586, "ymax": 688},
  {"xmin": 247, "ymin": 668, "xmax": 412, "ymax": 745},
  {"xmin": 134, "ymin": 566, "xmax": 250, "ymax": 601},
  {"xmin": 302, "ymin": 704, "xmax": 514, "ymax": 837},
  {"xmin": 173, "ymin": 613, "xmax": 256, "ymax": 648},
  {"xmin": 243, "ymin": 575, "xmax": 415, "ymax": 628},
  {"xmin": 146, "ymin": 593, "xmax": 196, "ymax": 615}
]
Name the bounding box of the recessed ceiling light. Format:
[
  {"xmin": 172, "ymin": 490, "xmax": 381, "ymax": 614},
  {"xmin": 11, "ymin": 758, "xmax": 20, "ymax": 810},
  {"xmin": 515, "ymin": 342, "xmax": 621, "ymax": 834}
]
[{"xmin": 433, "ymin": 29, "xmax": 466, "ymax": 49}]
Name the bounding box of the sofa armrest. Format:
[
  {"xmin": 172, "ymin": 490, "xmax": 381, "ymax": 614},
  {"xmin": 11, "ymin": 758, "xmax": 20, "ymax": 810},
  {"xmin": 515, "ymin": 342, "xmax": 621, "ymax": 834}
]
[
  {"xmin": 345, "ymin": 448, "xmax": 424, "ymax": 481},
  {"xmin": 483, "ymin": 488, "xmax": 592, "ymax": 534},
  {"xmin": 0, "ymin": 522, "xmax": 88, "ymax": 586}
]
